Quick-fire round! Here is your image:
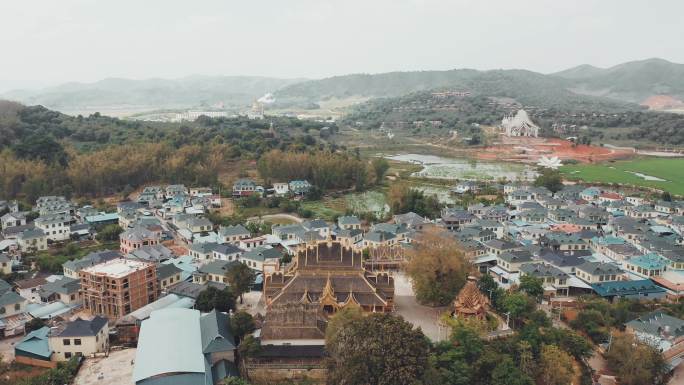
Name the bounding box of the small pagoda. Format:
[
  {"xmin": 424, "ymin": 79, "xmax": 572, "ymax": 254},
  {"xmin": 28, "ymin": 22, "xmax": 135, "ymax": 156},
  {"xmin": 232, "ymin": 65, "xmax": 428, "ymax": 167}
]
[{"xmin": 453, "ymin": 276, "xmax": 490, "ymax": 320}]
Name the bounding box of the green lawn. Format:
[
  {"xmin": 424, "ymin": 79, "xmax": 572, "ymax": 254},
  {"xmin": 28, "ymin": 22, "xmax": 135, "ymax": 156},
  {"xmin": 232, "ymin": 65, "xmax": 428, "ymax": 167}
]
[{"xmin": 560, "ymin": 158, "xmax": 684, "ymax": 196}]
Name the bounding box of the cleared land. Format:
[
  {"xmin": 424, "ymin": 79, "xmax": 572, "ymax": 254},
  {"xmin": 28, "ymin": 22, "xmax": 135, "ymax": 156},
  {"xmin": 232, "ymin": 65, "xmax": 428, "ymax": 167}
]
[{"xmin": 560, "ymin": 158, "xmax": 684, "ymax": 195}]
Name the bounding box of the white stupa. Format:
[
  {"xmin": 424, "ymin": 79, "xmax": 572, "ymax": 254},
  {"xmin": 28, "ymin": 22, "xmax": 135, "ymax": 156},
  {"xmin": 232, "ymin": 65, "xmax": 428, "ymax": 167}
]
[
  {"xmin": 501, "ymin": 109, "xmax": 540, "ymax": 137},
  {"xmin": 537, "ymin": 156, "xmax": 562, "ymax": 169}
]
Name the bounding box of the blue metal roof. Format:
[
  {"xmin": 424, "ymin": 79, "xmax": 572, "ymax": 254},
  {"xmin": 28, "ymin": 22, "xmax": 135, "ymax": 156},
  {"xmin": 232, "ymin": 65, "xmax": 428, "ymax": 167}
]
[
  {"xmin": 15, "ymin": 326, "xmax": 52, "ymax": 359},
  {"xmin": 591, "ymin": 279, "xmax": 666, "ymax": 297}
]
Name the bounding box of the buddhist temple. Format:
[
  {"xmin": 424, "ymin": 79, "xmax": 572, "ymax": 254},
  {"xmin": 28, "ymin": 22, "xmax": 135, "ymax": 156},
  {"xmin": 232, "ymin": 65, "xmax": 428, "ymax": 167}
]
[
  {"xmin": 263, "ymin": 240, "xmax": 394, "ymax": 315},
  {"xmin": 453, "ymin": 276, "xmax": 490, "ymax": 319},
  {"xmin": 501, "ymin": 109, "xmax": 540, "ymax": 137},
  {"xmin": 245, "ymin": 302, "xmax": 328, "ymax": 384}
]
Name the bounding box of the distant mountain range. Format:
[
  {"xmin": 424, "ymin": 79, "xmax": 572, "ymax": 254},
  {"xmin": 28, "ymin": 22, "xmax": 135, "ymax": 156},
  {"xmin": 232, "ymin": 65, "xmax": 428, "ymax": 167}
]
[
  {"xmin": 2, "ymin": 58, "xmax": 683, "ymax": 115},
  {"xmin": 552, "ymin": 58, "xmax": 684, "ymax": 105},
  {"xmin": 274, "ymin": 58, "xmax": 684, "ymax": 111},
  {"xmin": 1, "ymin": 76, "xmax": 303, "ymax": 112}
]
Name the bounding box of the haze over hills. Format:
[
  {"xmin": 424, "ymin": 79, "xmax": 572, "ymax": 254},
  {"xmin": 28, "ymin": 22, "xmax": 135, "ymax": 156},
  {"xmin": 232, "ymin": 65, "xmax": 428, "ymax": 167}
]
[
  {"xmin": 2, "ymin": 58, "xmax": 683, "ymax": 115},
  {"xmin": 1, "ymin": 76, "xmax": 304, "ymax": 113},
  {"xmin": 553, "ymin": 58, "xmax": 684, "ymax": 106},
  {"xmin": 274, "ymin": 68, "xmax": 636, "ymax": 112}
]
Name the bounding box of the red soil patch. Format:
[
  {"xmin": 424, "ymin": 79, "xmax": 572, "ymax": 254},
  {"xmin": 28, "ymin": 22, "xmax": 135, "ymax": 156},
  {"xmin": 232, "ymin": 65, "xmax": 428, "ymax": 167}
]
[
  {"xmin": 641, "ymin": 95, "xmax": 684, "ymax": 110},
  {"xmin": 472, "ymin": 136, "xmax": 633, "ymax": 164}
]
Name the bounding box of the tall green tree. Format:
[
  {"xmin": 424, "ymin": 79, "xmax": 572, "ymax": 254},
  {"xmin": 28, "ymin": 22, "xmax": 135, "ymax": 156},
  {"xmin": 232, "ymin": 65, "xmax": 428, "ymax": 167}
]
[
  {"xmin": 226, "ymin": 263, "xmax": 256, "ymax": 304},
  {"xmin": 605, "ymin": 334, "xmax": 669, "ymax": 385},
  {"xmin": 195, "ymin": 286, "xmax": 236, "ymax": 312},
  {"xmin": 538, "ymin": 344, "xmax": 575, "ymax": 385},
  {"xmin": 534, "ymin": 168, "xmax": 563, "ymax": 193},
  {"xmin": 518, "ymin": 275, "xmax": 544, "ymax": 301},
  {"xmin": 326, "ymin": 313, "xmax": 430, "ymax": 385},
  {"xmin": 406, "ymin": 228, "xmax": 470, "ymax": 306}
]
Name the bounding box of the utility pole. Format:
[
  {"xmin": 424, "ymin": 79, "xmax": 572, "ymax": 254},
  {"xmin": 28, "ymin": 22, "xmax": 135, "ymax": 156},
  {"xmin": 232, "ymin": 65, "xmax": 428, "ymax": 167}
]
[{"xmin": 607, "ymin": 331, "xmax": 613, "ymax": 352}]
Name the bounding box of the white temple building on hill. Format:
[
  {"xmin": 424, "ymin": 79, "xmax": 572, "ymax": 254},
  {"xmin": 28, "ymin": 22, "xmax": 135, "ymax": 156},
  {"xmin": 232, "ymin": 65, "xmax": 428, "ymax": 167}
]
[{"xmin": 501, "ymin": 109, "xmax": 540, "ymax": 137}]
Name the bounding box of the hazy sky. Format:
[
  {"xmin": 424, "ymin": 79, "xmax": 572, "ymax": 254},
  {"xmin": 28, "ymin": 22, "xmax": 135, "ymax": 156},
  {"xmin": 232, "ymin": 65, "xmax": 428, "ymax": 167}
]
[{"xmin": 1, "ymin": 0, "xmax": 682, "ymax": 90}]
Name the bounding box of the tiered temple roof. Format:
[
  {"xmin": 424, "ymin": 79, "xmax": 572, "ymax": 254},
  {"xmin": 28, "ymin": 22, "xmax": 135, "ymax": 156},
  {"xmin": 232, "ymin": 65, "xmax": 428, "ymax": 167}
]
[
  {"xmin": 453, "ymin": 277, "xmax": 490, "ymax": 319},
  {"xmin": 263, "ymin": 240, "xmax": 394, "ymax": 315}
]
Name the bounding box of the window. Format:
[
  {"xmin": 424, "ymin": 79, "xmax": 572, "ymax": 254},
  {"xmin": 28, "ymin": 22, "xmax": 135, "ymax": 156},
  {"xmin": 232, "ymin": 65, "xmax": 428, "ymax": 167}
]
[
  {"xmin": 14, "ymin": 303, "xmax": 20, "ymax": 311},
  {"xmin": 65, "ymin": 352, "xmax": 72, "ymax": 359},
  {"xmin": 63, "ymin": 339, "xmax": 71, "ymax": 345},
  {"xmin": 74, "ymin": 339, "xmax": 81, "ymax": 345}
]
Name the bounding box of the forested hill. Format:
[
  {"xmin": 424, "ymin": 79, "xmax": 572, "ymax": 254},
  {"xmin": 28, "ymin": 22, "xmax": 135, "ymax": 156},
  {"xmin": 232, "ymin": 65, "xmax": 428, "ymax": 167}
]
[
  {"xmin": 274, "ymin": 68, "xmax": 637, "ymax": 111},
  {"xmin": 1, "ymin": 76, "xmax": 303, "ymax": 110},
  {"xmin": 0, "ymin": 100, "xmax": 334, "ymax": 201},
  {"xmin": 552, "ymin": 58, "xmax": 684, "ymax": 104}
]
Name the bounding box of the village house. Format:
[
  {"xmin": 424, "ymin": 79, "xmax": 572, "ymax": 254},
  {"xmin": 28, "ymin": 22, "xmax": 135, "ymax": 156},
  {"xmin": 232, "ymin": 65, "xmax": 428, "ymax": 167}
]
[
  {"xmin": 189, "ymin": 242, "xmax": 225, "ymax": 261},
  {"xmin": 119, "ymin": 226, "xmax": 161, "ymax": 254},
  {"xmin": 0, "ymin": 290, "xmax": 28, "ymax": 319},
  {"xmin": 519, "ymin": 262, "xmax": 570, "ymax": 296},
  {"xmin": 157, "ymin": 264, "xmax": 183, "ymax": 292},
  {"xmin": 394, "ymin": 212, "xmax": 429, "ymax": 230},
  {"xmin": 626, "ymin": 311, "xmax": 684, "ymax": 353},
  {"xmin": 16, "ymin": 229, "xmax": 48, "ymax": 252},
  {"xmin": 218, "ymin": 224, "xmax": 251, "ymax": 243},
  {"xmin": 441, "ymin": 208, "xmax": 475, "ymax": 230},
  {"xmin": 273, "ymin": 182, "xmax": 289, "ymax": 196},
  {"xmin": 192, "ymin": 260, "xmax": 238, "ymax": 285},
  {"xmin": 540, "ymin": 232, "xmax": 588, "ymax": 251},
  {"xmin": 0, "ymin": 254, "xmax": 11, "ymax": 275},
  {"xmin": 575, "ymin": 261, "xmax": 624, "ymax": 284},
  {"xmin": 185, "ymin": 216, "xmax": 213, "ymax": 234},
  {"xmin": 289, "ymin": 180, "xmax": 312, "ymax": 196},
  {"xmin": 624, "ymin": 253, "xmax": 670, "ymax": 278},
  {"xmin": 14, "ymin": 277, "xmax": 47, "ymax": 303},
  {"xmin": 14, "ymin": 326, "xmax": 53, "ymax": 367},
  {"xmin": 212, "ymin": 243, "xmax": 244, "ymax": 262},
  {"xmin": 337, "ymin": 215, "xmax": 361, "ymax": 230},
  {"xmin": 625, "ymin": 205, "xmax": 660, "ymax": 219},
  {"xmin": 48, "ymin": 316, "xmax": 108, "ymax": 361},
  {"xmin": 335, "ymin": 228, "xmax": 364, "ymax": 248},
  {"xmin": 35, "ymin": 213, "xmax": 72, "ymax": 242},
  {"xmin": 34, "ymin": 196, "xmax": 74, "ymax": 216},
  {"xmin": 1, "ymin": 212, "xmax": 26, "ymax": 229},
  {"xmin": 239, "ymin": 236, "xmax": 267, "ymax": 251},
  {"xmin": 592, "ymin": 280, "xmax": 666, "ymax": 302},
  {"xmin": 40, "ymin": 277, "xmax": 81, "ymax": 305},
  {"xmin": 232, "ymin": 178, "xmax": 257, "ymax": 197},
  {"xmin": 189, "ymin": 187, "xmax": 213, "ymax": 197},
  {"xmin": 241, "ymin": 246, "xmax": 282, "ymax": 271}
]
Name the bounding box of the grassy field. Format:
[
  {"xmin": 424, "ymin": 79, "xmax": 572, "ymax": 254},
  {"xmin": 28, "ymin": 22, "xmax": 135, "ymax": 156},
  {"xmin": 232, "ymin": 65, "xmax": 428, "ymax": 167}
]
[{"xmin": 560, "ymin": 158, "xmax": 684, "ymax": 195}]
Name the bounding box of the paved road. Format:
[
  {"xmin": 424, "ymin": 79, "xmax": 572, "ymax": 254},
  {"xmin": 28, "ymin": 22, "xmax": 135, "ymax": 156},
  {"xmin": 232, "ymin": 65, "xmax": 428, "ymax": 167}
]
[{"xmin": 249, "ymin": 213, "xmax": 303, "ymax": 224}]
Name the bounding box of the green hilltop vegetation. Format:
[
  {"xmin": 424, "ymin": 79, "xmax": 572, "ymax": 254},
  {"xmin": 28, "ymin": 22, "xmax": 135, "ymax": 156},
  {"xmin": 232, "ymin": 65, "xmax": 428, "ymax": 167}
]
[
  {"xmin": 553, "ymin": 58, "xmax": 684, "ymax": 104},
  {"xmin": 275, "ymin": 68, "xmax": 637, "ymax": 112}
]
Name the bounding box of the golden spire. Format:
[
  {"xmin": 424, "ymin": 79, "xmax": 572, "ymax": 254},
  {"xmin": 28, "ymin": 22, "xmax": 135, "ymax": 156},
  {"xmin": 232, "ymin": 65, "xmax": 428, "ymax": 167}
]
[{"xmin": 322, "ymin": 273, "xmax": 335, "ymax": 299}]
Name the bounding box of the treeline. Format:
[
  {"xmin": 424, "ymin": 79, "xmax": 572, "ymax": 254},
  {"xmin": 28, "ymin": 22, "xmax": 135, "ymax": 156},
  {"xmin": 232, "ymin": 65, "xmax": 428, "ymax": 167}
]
[
  {"xmin": 257, "ymin": 149, "xmax": 387, "ymax": 191},
  {"xmin": 343, "ymin": 94, "xmax": 505, "ymax": 131},
  {"xmin": 533, "ymin": 108, "xmax": 684, "ymax": 145},
  {"xmin": 0, "ymin": 101, "xmax": 333, "ymax": 201},
  {"xmin": 0, "ymin": 143, "xmax": 229, "ymax": 201}
]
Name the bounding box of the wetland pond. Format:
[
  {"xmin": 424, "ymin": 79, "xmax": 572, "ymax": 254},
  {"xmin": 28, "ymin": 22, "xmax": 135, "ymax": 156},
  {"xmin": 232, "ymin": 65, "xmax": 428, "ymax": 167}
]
[{"xmin": 384, "ymin": 153, "xmax": 537, "ymax": 181}]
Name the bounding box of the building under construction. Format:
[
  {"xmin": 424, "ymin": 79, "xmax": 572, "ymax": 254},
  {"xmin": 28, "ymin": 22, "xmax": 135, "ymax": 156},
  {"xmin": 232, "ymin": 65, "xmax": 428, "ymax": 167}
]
[{"xmin": 79, "ymin": 258, "xmax": 158, "ymax": 319}]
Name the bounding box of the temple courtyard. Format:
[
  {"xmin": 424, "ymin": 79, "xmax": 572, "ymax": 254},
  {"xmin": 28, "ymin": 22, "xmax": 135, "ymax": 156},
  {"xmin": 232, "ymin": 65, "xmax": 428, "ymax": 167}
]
[{"xmin": 393, "ymin": 272, "xmax": 447, "ymax": 341}]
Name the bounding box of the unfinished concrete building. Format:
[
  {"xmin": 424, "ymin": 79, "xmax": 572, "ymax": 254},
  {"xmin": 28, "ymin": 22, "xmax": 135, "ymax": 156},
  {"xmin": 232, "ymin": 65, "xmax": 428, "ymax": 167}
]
[{"xmin": 79, "ymin": 258, "xmax": 158, "ymax": 319}]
